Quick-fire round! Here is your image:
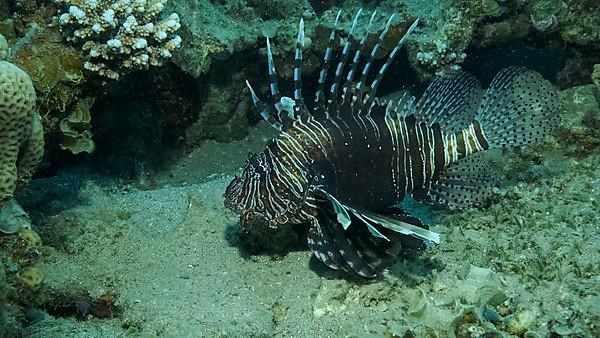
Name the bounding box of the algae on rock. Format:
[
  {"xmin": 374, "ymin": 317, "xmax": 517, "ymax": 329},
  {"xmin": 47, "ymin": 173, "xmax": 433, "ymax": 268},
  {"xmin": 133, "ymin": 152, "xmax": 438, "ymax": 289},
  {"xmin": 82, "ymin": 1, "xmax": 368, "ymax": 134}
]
[
  {"xmin": 592, "ymin": 64, "xmax": 600, "ymax": 91},
  {"xmin": 0, "ymin": 264, "xmax": 21, "ymax": 337},
  {"xmin": 555, "ymin": 85, "xmax": 600, "ymax": 156},
  {"xmin": 185, "ymin": 75, "xmax": 250, "ymax": 144},
  {"xmin": 167, "ymin": 0, "xmax": 262, "ymax": 78}
]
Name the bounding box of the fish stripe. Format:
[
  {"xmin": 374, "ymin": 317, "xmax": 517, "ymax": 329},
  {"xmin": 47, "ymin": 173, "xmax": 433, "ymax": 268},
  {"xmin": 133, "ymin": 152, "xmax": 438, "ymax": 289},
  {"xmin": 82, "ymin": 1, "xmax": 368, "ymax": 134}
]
[
  {"xmin": 364, "ymin": 19, "xmax": 420, "ymax": 108},
  {"xmin": 355, "ymin": 14, "xmax": 395, "ymax": 106},
  {"xmin": 328, "ymin": 9, "xmax": 362, "ymax": 113},
  {"xmin": 266, "ymin": 38, "xmax": 281, "ymax": 104},
  {"xmin": 344, "ymin": 11, "xmax": 377, "ymax": 106},
  {"xmin": 293, "ymin": 18, "xmax": 305, "ymax": 107},
  {"xmin": 314, "ymin": 11, "xmax": 342, "ymax": 117}
]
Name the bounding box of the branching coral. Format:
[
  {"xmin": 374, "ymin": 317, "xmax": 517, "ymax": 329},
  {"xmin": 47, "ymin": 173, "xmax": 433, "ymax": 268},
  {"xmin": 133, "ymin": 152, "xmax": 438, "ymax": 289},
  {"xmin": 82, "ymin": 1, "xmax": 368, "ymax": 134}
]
[
  {"xmin": 0, "ymin": 34, "xmax": 44, "ymax": 234},
  {"xmin": 54, "ymin": 0, "xmax": 182, "ymax": 80}
]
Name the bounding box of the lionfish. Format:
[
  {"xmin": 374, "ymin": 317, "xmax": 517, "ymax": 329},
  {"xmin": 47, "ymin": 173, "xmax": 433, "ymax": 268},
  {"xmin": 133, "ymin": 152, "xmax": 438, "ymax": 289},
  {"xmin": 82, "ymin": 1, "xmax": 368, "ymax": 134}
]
[{"xmin": 224, "ymin": 10, "xmax": 560, "ymax": 278}]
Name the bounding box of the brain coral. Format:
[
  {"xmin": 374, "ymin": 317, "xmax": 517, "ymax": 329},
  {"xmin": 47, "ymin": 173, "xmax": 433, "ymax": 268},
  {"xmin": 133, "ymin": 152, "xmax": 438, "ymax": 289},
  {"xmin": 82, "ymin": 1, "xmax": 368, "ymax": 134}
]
[
  {"xmin": 0, "ymin": 33, "xmax": 7, "ymax": 60},
  {"xmin": 0, "ymin": 41, "xmax": 44, "ymax": 233}
]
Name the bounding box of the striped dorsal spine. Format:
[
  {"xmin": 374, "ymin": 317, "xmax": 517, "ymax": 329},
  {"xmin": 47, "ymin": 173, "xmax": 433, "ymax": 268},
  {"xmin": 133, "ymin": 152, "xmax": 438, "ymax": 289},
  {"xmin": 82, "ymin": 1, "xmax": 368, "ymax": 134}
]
[{"xmin": 225, "ymin": 10, "xmax": 560, "ymax": 277}]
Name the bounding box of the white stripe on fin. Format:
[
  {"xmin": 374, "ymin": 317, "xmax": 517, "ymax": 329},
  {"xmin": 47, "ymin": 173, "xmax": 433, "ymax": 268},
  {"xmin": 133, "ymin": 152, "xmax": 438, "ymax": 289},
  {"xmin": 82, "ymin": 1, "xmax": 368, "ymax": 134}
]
[
  {"xmin": 266, "ymin": 37, "xmax": 280, "ymax": 99},
  {"xmin": 245, "ymin": 79, "xmax": 282, "ymax": 130},
  {"xmin": 327, "ymin": 8, "xmax": 363, "ymax": 111},
  {"xmin": 294, "ymin": 18, "xmax": 305, "ymax": 102},
  {"xmin": 318, "ymin": 189, "xmax": 352, "ymax": 230},
  {"xmin": 356, "ymin": 208, "xmax": 441, "ymax": 244},
  {"xmin": 317, "ymin": 188, "xmax": 440, "ymax": 244},
  {"xmin": 363, "ymin": 18, "xmax": 420, "ymax": 108}
]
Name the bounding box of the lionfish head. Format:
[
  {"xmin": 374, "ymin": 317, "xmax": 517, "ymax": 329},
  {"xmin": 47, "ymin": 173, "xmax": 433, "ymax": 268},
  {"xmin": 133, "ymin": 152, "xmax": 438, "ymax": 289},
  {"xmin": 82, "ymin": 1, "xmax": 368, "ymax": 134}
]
[{"xmin": 224, "ymin": 151, "xmax": 305, "ymax": 230}]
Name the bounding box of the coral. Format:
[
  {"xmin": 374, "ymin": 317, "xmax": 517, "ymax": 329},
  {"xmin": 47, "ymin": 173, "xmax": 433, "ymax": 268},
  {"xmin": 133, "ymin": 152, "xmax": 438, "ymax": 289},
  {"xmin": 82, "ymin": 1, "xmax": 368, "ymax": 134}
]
[
  {"xmin": 185, "ymin": 73, "xmax": 250, "ymax": 144},
  {"xmin": 560, "ymin": 5, "xmax": 600, "ymax": 47},
  {"xmin": 0, "ymin": 41, "xmax": 44, "ymax": 234},
  {"xmin": 482, "ymin": 0, "xmax": 503, "ymax": 18},
  {"xmin": 54, "ymin": 0, "xmax": 182, "ymax": 80},
  {"xmin": 414, "ymin": 40, "xmax": 467, "ymax": 70},
  {"xmin": 556, "ymin": 53, "xmax": 600, "ymax": 89},
  {"xmin": 528, "ymin": 0, "xmax": 563, "ymax": 33},
  {"xmin": 168, "ymin": 0, "xmax": 261, "ymax": 78},
  {"xmin": 455, "ymin": 0, "xmax": 600, "ymax": 49},
  {"xmin": 530, "ymin": 13, "xmax": 558, "ymax": 33},
  {"xmin": 0, "ymin": 32, "xmax": 7, "ymax": 59},
  {"xmin": 7, "ymin": 21, "xmax": 98, "ymax": 155},
  {"xmin": 477, "ymin": 14, "xmax": 531, "ymax": 47},
  {"xmin": 0, "ymin": 20, "xmax": 12, "ymax": 39},
  {"xmin": 59, "ymin": 97, "xmax": 95, "ymax": 154},
  {"xmin": 11, "ymin": 25, "xmax": 86, "ymax": 114},
  {"xmin": 18, "ymin": 228, "xmax": 42, "ymax": 248},
  {"xmin": 555, "ymin": 85, "xmax": 600, "ymax": 156}
]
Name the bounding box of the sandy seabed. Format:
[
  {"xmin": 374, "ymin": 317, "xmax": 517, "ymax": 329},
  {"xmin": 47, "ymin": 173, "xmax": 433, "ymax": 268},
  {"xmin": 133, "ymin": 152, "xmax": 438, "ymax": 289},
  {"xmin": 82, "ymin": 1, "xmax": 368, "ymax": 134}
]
[{"xmin": 16, "ymin": 95, "xmax": 600, "ymax": 337}]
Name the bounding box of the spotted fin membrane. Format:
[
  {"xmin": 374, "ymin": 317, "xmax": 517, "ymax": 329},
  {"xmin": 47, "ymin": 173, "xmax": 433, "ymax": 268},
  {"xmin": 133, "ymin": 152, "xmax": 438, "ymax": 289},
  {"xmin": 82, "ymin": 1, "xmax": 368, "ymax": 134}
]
[{"xmin": 233, "ymin": 10, "xmax": 560, "ymax": 278}]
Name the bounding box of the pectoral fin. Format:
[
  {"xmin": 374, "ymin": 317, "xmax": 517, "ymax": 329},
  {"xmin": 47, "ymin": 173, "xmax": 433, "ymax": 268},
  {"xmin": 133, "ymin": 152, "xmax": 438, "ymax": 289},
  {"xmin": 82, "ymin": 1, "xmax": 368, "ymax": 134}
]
[
  {"xmin": 307, "ymin": 191, "xmax": 440, "ymax": 278},
  {"xmin": 350, "ymin": 208, "xmax": 441, "ymax": 244},
  {"xmin": 317, "ymin": 188, "xmax": 440, "ymax": 244},
  {"xmin": 325, "ymin": 191, "xmax": 352, "ymax": 230}
]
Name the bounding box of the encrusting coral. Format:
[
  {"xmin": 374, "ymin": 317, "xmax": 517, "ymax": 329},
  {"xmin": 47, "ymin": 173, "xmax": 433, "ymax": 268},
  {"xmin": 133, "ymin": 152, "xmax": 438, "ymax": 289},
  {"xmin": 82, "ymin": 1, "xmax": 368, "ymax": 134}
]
[
  {"xmin": 0, "ymin": 33, "xmax": 44, "ymax": 234},
  {"xmin": 54, "ymin": 0, "xmax": 182, "ymax": 80}
]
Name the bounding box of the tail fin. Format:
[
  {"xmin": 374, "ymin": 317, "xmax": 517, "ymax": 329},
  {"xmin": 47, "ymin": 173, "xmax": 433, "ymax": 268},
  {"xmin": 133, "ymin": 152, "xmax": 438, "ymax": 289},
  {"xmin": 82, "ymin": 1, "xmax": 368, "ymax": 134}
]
[{"xmin": 475, "ymin": 67, "xmax": 561, "ymax": 148}]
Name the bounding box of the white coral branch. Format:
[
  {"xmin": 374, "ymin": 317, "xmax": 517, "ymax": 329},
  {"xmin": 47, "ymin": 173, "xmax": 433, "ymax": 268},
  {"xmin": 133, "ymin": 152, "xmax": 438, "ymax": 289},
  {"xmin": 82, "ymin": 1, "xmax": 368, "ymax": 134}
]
[{"xmin": 54, "ymin": 0, "xmax": 182, "ymax": 80}]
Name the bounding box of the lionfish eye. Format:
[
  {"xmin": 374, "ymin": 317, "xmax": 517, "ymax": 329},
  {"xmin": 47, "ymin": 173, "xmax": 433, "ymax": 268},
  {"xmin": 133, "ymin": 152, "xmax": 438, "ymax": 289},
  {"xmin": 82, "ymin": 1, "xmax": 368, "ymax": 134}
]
[{"xmin": 245, "ymin": 152, "xmax": 269, "ymax": 172}]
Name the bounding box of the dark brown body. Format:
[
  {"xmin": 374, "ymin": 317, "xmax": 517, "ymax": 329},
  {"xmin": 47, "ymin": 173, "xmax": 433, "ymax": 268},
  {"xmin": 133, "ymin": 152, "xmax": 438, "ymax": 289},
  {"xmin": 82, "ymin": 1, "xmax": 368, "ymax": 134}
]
[
  {"xmin": 275, "ymin": 105, "xmax": 447, "ymax": 215},
  {"xmin": 224, "ymin": 11, "xmax": 559, "ymax": 278}
]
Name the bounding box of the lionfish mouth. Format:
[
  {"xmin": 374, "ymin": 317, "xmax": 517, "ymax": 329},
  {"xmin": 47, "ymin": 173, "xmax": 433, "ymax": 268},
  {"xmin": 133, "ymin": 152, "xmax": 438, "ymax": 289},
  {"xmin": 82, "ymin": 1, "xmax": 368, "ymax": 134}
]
[
  {"xmin": 224, "ymin": 176, "xmax": 274, "ymax": 230},
  {"xmin": 223, "ymin": 176, "xmax": 243, "ymax": 212},
  {"xmin": 224, "ymin": 172, "xmax": 312, "ymax": 230}
]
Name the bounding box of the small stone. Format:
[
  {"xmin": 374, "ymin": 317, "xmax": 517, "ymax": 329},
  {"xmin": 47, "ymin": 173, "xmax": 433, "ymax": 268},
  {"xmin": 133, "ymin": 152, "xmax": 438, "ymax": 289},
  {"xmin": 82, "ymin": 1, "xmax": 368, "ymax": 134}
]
[
  {"xmin": 18, "ymin": 228, "xmax": 42, "ymax": 247},
  {"xmin": 506, "ymin": 309, "xmax": 536, "ymax": 335},
  {"xmin": 483, "ymin": 306, "xmax": 501, "ymax": 323},
  {"xmin": 18, "ymin": 266, "xmax": 45, "ymax": 290}
]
